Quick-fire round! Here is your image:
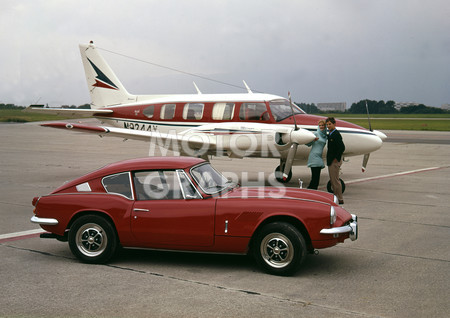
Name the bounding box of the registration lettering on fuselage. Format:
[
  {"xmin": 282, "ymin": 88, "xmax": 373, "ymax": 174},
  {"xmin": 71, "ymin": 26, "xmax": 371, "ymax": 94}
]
[{"xmin": 123, "ymin": 122, "xmax": 158, "ymax": 131}]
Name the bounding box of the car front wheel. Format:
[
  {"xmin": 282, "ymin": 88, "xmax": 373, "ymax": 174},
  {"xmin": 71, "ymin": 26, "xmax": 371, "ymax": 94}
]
[
  {"xmin": 252, "ymin": 222, "xmax": 306, "ymax": 276},
  {"xmin": 68, "ymin": 215, "xmax": 118, "ymax": 264}
]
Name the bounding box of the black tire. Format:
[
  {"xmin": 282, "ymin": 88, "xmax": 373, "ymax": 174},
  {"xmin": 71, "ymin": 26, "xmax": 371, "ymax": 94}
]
[
  {"xmin": 327, "ymin": 178, "xmax": 346, "ymax": 194},
  {"xmin": 274, "ymin": 165, "xmax": 292, "ymax": 183},
  {"xmin": 252, "ymin": 222, "xmax": 306, "ymax": 276},
  {"xmin": 68, "ymin": 214, "xmax": 118, "ymax": 264}
]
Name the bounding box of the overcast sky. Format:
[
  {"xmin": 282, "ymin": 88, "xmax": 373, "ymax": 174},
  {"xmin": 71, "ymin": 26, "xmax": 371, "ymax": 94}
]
[{"xmin": 1, "ymin": 0, "xmax": 449, "ymax": 108}]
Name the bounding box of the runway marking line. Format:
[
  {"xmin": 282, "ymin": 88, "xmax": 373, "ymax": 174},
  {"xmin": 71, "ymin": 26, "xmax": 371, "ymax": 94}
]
[
  {"xmin": 344, "ymin": 166, "xmax": 447, "ymax": 185},
  {"xmin": 0, "ymin": 229, "xmax": 46, "ymax": 243}
]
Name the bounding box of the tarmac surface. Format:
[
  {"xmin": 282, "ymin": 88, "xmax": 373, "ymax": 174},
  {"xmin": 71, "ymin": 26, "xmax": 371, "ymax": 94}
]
[{"xmin": 0, "ymin": 121, "xmax": 449, "ymax": 318}]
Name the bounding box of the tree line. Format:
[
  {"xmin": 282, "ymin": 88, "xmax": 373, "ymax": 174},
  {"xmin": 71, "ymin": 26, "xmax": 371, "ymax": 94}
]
[
  {"xmin": 0, "ymin": 103, "xmax": 90, "ymax": 110},
  {"xmin": 297, "ymin": 100, "xmax": 449, "ymax": 114}
]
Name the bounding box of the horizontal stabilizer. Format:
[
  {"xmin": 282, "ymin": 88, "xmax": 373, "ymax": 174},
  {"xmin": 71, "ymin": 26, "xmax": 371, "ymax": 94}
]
[{"xmin": 25, "ymin": 107, "xmax": 113, "ymax": 118}]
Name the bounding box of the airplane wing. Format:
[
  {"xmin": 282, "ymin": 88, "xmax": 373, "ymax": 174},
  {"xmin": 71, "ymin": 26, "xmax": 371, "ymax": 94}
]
[
  {"xmin": 41, "ymin": 121, "xmax": 316, "ymax": 159},
  {"xmin": 25, "ymin": 106, "xmax": 113, "ymax": 118}
]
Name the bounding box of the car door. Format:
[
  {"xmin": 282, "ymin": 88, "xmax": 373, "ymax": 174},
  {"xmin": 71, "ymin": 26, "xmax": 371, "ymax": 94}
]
[{"xmin": 131, "ymin": 169, "xmax": 215, "ymax": 247}]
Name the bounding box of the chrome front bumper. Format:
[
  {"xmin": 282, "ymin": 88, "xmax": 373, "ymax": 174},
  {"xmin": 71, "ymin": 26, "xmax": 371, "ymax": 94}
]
[
  {"xmin": 320, "ymin": 214, "xmax": 358, "ymax": 241},
  {"xmin": 30, "ymin": 215, "xmax": 59, "ymax": 226}
]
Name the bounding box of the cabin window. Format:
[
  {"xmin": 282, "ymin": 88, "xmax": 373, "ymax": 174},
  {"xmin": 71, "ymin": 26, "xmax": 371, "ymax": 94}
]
[
  {"xmin": 161, "ymin": 104, "xmax": 176, "ymax": 119},
  {"xmin": 143, "ymin": 105, "xmax": 155, "ymax": 118},
  {"xmin": 102, "ymin": 172, "xmax": 133, "ymax": 200},
  {"xmin": 239, "ymin": 103, "xmax": 269, "ymax": 121},
  {"xmin": 212, "ymin": 103, "xmax": 235, "ymax": 120},
  {"xmin": 183, "ymin": 103, "xmax": 204, "ymax": 120}
]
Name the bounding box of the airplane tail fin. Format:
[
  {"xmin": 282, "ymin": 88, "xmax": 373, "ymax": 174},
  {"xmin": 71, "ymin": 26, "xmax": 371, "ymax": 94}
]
[{"xmin": 79, "ymin": 42, "xmax": 136, "ymax": 108}]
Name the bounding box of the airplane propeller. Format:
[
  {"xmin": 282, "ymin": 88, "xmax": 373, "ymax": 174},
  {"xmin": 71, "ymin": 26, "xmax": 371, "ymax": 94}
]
[
  {"xmin": 362, "ymin": 100, "xmax": 372, "ymax": 172},
  {"xmin": 281, "ymin": 93, "xmax": 302, "ymax": 181}
]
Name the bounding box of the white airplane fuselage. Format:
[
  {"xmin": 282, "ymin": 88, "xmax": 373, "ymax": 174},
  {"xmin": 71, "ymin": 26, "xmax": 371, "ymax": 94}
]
[{"xmin": 90, "ymin": 93, "xmax": 385, "ymax": 164}]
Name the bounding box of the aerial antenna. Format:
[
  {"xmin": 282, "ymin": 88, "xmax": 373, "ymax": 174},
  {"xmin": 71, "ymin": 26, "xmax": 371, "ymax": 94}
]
[
  {"xmin": 98, "ymin": 46, "xmax": 265, "ymax": 93},
  {"xmin": 362, "ymin": 100, "xmax": 373, "ymax": 173},
  {"xmin": 243, "ymin": 80, "xmax": 253, "ymax": 93},
  {"xmin": 193, "ymin": 82, "xmax": 202, "ymax": 94},
  {"xmin": 288, "ymin": 92, "xmax": 298, "ymax": 131}
]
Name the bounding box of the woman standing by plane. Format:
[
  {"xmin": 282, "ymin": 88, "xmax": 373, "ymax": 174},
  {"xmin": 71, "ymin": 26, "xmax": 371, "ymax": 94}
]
[{"xmin": 306, "ymin": 120, "xmax": 327, "ymax": 189}]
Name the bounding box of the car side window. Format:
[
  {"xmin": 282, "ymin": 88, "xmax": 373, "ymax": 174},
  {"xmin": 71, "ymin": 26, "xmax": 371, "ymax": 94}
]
[
  {"xmin": 134, "ymin": 170, "xmax": 200, "ymax": 200},
  {"xmin": 177, "ymin": 170, "xmax": 202, "ymax": 199},
  {"xmin": 102, "ymin": 172, "xmax": 133, "ymax": 199}
]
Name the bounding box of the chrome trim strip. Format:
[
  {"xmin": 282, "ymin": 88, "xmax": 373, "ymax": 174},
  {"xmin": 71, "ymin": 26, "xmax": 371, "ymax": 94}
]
[
  {"xmin": 30, "ymin": 215, "xmax": 59, "ymax": 226},
  {"xmin": 320, "ymin": 225, "xmax": 352, "ymax": 235},
  {"xmin": 133, "ymin": 208, "xmax": 150, "ymax": 212}
]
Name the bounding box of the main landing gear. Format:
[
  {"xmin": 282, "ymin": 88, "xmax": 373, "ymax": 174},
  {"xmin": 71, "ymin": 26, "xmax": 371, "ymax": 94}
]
[
  {"xmin": 274, "ymin": 163, "xmax": 292, "ymax": 183},
  {"xmin": 326, "ymin": 178, "xmax": 346, "ymax": 194},
  {"xmin": 275, "ymin": 160, "xmax": 347, "ymax": 193}
]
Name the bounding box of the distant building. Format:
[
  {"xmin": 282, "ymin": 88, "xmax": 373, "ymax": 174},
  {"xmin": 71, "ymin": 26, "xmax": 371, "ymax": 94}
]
[
  {"xmin": 442, "ymin": 104, "xmax": 450, "ymax": 110},
  {"xmin": 316, "ymin": 102, "xmax": 346, "ymax": 112},
  {"xmin": 395, "ymin": 102, "xmax": 419, "ymax": 111}
]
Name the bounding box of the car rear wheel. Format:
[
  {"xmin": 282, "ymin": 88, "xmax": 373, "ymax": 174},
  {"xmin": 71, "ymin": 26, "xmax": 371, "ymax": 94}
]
[
  {"xmin": 252, "ymin": 222, "xmax": 306, "ymax": 276},
  {"xmin": 68, "ymin": 215, "xmax": 118, "ymax": 264}
]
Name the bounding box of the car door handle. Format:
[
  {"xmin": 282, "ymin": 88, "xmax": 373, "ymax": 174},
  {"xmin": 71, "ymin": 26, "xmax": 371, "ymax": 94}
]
[{"xmin": 133, "ymin": 208, "xmax": 150, "ymax": 212}]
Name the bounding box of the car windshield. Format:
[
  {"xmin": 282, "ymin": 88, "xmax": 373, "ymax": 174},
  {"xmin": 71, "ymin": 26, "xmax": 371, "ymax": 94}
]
[
  {"xmin": 190, "ymin": 163, "xmax": 235, "ymax": 194},
  {"xmin": 269, "ymin": 99, "xmax": 305, "ymax": 122}
]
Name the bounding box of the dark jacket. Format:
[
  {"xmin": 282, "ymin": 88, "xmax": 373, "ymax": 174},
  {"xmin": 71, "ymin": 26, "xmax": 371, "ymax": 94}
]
[{"xmin": 326, "ymin": 129, "xmax": 345, "ymax": 166}]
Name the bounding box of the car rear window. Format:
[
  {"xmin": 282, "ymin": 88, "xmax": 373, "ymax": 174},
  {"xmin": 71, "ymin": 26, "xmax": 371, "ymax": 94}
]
[{"xmin": 102, "ymin": 172, "xmax": 133, "ymax": 199}]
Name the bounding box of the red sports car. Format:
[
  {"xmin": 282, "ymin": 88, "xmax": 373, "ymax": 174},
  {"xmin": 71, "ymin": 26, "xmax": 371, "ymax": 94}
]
[{"xmin": 31, "ymin": 157, "xmax": 357, "ymax": 276}]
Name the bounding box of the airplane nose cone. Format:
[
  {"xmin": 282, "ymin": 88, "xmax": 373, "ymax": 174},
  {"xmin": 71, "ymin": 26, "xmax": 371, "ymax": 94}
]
[
  {"xmin": 290, "ymin": 129, "xmax": 316, "ymax": 144},
  {"xmin": 373, "ymin": 130, "xmax": 387, "ymax": 141}
]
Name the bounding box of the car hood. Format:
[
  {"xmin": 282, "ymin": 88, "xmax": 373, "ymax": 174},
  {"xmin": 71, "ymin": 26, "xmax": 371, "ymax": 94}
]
[{"xmin": 219, "ymin": 186, "xmax": 336, "ymax": 205}]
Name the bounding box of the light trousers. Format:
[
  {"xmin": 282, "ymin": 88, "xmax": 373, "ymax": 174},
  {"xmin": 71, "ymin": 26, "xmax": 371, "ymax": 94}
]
[{"xmin": 328, "ymin": 159, "xmax": 343, "ymax": 201}]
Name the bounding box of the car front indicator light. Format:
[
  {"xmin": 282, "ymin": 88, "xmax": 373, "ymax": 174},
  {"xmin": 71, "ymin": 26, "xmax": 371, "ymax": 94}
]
[{"xmin": 330, "ymin": 206, "xmax": 337, "ymax": 225}]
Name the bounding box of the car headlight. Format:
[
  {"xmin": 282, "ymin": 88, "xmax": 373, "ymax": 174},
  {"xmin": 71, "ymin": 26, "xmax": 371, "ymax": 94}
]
[{"xmin": 330, "ymin": 206, "xmax": 337, "ymax": 225}]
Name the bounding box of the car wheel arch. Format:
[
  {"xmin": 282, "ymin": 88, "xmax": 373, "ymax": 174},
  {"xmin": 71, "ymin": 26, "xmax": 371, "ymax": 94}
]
[
  {"xmin": 67, "ymin": 210, "xmax": 117, "ymax": 236},
  {"xmin": 249, "ymin": 215, "xmax": 313, "ymax": 254}
]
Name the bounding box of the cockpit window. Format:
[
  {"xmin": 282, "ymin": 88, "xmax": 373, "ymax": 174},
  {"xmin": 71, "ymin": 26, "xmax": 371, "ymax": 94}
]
[{"xmin": 269, "ymin": 99, "xmax": 305, "ymax": 122}]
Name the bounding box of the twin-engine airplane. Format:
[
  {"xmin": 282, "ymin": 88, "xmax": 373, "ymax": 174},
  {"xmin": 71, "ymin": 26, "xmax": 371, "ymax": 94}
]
[{"xmin": 27, "ymin": 41, "xmax": 386, "ymax": 184}]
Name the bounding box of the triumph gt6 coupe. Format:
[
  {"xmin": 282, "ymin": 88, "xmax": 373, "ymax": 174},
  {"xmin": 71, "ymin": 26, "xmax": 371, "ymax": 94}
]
[{"xmin": 31, "ymin": 157, "xmax": 357, "ymax": 276}]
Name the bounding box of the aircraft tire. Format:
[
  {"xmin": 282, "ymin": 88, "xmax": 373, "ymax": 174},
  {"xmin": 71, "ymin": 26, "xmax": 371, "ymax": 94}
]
[
  {"xmin": 275, "ymin": 165, "xmax": 292, "ymax": 183},
  {"xmin": 326, "ymin": 178, "xmax": 346, "ymax": 194}
]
